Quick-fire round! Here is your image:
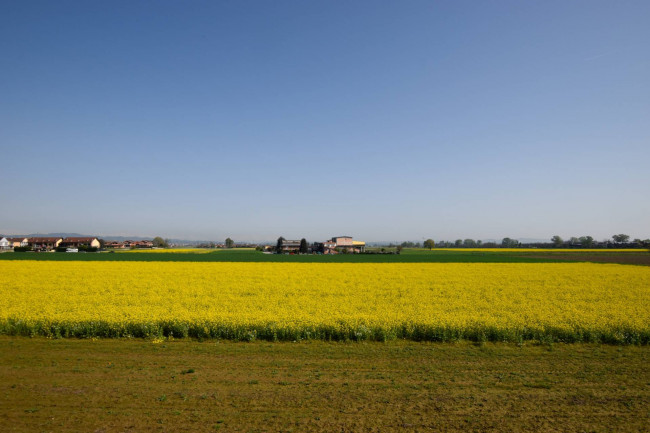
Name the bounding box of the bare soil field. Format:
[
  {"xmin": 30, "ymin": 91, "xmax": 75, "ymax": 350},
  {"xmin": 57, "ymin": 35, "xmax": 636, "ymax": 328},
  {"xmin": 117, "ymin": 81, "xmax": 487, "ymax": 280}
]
[
  {"xmin": 1, "ymin": 338, "xmax": 648, "ymax": 432},
  {"xmin": 527, "ymin": 252, "xmax": 650, "ymax": 266}
]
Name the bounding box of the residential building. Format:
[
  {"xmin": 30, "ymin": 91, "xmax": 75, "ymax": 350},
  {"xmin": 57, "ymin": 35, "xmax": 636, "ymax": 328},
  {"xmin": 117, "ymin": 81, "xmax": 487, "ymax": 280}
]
[
  {"xmin": 60, "ymin": 237, "xmax": 101, "ymax": 248},
  {"xmin": 0, "ymin": 237, "xmax": 10, "ymax": 250},
  {"xmin": 27, "ymin": 237, "xmax": 63, "ymax": 251},
  {"xmin": 8, "ymin": 237, "xmax": 28, "ymax": 248},
  {"xmin": 105, "ymin": 241, "xmax": 126, "ymax": 249},
  {"xmin": 135, "ymin": 240, "xmax": 154, "ymax": 248}
]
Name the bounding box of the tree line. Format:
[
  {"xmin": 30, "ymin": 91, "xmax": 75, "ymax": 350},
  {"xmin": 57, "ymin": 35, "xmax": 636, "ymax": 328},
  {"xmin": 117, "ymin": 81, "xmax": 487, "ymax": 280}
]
[{"xmin": 418, "ymin": 234, "xmax": 649, "ymax": 249}]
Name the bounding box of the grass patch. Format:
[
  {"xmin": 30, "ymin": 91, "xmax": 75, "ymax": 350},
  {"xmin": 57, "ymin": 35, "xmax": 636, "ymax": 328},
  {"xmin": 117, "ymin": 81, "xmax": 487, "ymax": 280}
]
[
  {"xmin": 0, "ymin": 337, "xmax": 648, "ymax": 432},
  {"xmin": 2, "ymin": 248, "xmax": 647, "ymax": 265}
]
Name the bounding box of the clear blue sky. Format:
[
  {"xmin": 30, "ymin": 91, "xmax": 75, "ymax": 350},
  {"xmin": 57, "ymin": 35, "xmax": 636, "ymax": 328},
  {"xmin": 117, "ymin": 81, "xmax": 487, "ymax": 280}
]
[{"xmin": 1, "ymin": 1, "xmax": 648, "ymax": 242}]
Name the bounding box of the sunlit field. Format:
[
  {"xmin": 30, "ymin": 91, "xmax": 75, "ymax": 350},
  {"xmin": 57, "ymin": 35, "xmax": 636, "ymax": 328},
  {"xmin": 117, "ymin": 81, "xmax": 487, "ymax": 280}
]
[
  {"xmin": 425, "ymin": 248, "xmax": 648, "ymax": 252},
  {"xmin": 1, "ymin": 261, "xmax": 648, "ymax": 344},
  {"xmin": 115, "ymin": 248, "xmax": 215, "ymax": 253},
  {"xmin": 3, "ymin": 338, "xmax": 648, "ymax": 433}
]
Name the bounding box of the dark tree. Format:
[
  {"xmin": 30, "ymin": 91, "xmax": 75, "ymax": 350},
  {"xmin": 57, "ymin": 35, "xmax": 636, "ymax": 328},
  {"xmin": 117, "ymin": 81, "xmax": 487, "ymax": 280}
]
[
  {"xmin": 225, "ymin": 238, "xmax": 234, "ymax": 248},
  {"xmin": 579, "ymin": 236, "xmax": 594, "ymax": 248},
  {"xmin": 551, "ymin": 235, "xmax": 563, "ymax": 247},
  {"xmin": 423, "ymin": 239, "xmax": 435, "ymax": 250},
  {"xmin": 502, "ymin": 237, "xmax": 518, "ymax": 248},
  {"xmin": 153, "ymin": 236, "xmax": 169, "ymax": 248},
  {"xmin": 612, "ymin": 234, "xmax": 630, "ymax": 244},
  {"xmin": 299, "ymin": 238, "xmax": 308, "ymax": 254},
  {"xmin": 275, "ymin": 237, "xmax": 285, "ymax": 254}
]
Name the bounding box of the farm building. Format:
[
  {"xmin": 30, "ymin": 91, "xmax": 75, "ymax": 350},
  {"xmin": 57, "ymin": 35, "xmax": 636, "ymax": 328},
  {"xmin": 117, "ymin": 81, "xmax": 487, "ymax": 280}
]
[
  {"xmin": 280, "ymin": 240, "xmax": 302, "ymax": 253},
  {"xmin": 314, "ymin": 236, "xmax": 366, "ymax": 254},
  {"xmin": 321, "ymin": 240, "xmax": 337, "ymax": 253},
  {"xmin": 60, "ymin": 237, "xmax": 101, "ymax": 248},
  {"xmin": 27, "ymin": 237, "xmax": 63, "ymax": 251},
  {"xmin": 329, "ymin": 236, "xmax": 365, "ymax": 253}
]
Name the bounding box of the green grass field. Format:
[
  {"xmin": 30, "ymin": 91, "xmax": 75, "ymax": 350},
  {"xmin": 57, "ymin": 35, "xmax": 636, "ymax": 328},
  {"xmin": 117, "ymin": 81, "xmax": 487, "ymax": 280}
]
[
  {"xmin": 2, "ymin": 247, "xmax": 649, "ymax": 264},
  {"xmin": 1, "ymin": 337, "xmax": 648, "ymax": 433}
]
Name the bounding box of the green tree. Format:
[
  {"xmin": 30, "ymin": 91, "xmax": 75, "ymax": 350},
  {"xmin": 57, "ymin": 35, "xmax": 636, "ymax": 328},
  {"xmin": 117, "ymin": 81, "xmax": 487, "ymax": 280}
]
[
  {"xmin": 299, "ymin": 238, "xmax": 308, "ymax": 254},
  {"xmin": 501, "ymin": 237, "xmax": 518, "ymax": 248},
  {"xmin": 275, "ymin": 237, "xmax": 285, "ymax": 254},
  {"xmin": 463, "ymin": 239, "xmax": 477, "ymax": 248},
  {"xmin": 579, "ymin": 236, "xmax": 594, "ymax": 248},
  {"xmin": 152, "ymin": 237, "xmax": 169, "ymax": 248},
  {"xmin": 225, "ymin": 238, "xmax": 234, "ymax": 248},
  {"xmin": 454, "ymin": 239, "xmax": 462, "ymax": 247},
  {"xmin": 423, "ymin": 239, "xmax": 435, "ymax": 250},
  {"xmin": 612, "ymin": 234, "xmax": 630, "ymax": 244},
  {"xmin": 551, "ymin": 235, "xmax": 563, "ymax": 247}
]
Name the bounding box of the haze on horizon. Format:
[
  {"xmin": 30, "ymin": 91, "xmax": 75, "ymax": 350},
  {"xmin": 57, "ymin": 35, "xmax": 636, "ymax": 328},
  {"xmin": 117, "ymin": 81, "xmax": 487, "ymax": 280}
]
[{"xmin": 1, "ymin": 1, "xmax": 648, "ymax": 243}]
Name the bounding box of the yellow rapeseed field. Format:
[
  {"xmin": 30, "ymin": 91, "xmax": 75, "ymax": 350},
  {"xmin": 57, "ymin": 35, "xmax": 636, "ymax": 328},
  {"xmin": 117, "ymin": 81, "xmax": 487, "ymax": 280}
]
[{"xmin": 1, "ymin": 261, "xmax": 648, "ymax": 343}]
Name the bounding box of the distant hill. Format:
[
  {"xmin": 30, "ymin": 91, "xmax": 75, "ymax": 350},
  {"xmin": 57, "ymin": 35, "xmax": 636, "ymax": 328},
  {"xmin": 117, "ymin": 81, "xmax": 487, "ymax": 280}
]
[{"xmin": 2, "ymin": 232, "xmax": 89, "ymax": 239}]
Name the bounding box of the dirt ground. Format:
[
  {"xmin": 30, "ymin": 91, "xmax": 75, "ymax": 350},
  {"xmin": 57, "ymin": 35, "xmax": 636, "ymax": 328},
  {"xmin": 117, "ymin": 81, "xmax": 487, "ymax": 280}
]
[
  {"xmin": 526, "ymin": 252, "xmax": 650, "ymax": 266},
  {"xmin": 1, "ymin": 338, "xmax": 648, "ymax": 432}
]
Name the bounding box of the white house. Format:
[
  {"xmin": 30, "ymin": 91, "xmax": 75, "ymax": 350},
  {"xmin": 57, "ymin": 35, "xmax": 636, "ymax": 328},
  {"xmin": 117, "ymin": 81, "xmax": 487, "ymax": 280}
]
[{"xmin": 0, "ymin": 237, "xmax": 11, "ymax": 250}]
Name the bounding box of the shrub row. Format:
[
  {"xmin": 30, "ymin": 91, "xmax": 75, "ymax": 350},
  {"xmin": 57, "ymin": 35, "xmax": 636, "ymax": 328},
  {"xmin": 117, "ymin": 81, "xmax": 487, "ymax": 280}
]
[{"xmin": 1, "ymin": 319, "xmax": 648, "ymax": 345}]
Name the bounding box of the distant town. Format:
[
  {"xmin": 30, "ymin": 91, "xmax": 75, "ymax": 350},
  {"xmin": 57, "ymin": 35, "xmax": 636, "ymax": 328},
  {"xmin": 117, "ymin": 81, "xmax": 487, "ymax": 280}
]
[
  {"xmin": 0, "ymin": 233, "xmax": 647, "ymax": 253},
  {"xmin": 0, "ymin": 235, "xmax": 367, "ymax": 254}
]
